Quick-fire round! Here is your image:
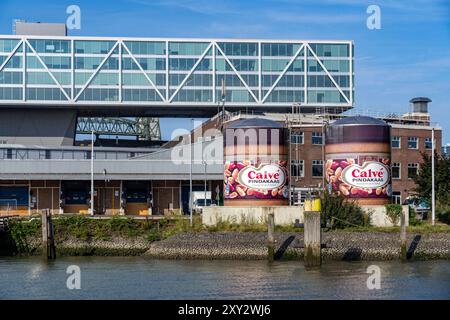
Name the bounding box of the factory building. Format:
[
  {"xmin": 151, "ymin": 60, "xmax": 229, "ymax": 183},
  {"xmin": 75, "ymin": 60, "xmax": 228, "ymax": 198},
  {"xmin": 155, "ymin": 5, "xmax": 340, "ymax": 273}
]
[{"xmin": 0, "ymin": 23, "xmax": 441, "ymax": 215}]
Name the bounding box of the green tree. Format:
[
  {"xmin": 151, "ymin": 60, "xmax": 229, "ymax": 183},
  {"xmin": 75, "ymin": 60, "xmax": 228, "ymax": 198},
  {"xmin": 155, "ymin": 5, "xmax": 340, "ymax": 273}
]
[{"xmin": 413, "ymin": 152, "xmax": 450, "ymax": 206}]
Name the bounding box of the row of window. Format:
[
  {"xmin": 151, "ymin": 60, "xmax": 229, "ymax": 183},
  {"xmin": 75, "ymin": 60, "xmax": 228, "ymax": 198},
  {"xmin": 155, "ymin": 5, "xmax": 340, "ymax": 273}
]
[
  {"xmin": 391, "ymin": 163, "xmax": 419, "ymax": 179},
  {"xmin": 0, "ymin": 39, "xmax": 21, "ymax": 53},
  {"xmin": 307, "ymin": 60, "xmax": 349, "ymax": 73},
  {"xmin": 261, "ymin": 58, "xmax": 304, "ymax": 72},
  {"xmin": 1, "ymin": 39, "xmax": 350, "ymax": 58},
  {"xmin": 291, "ymin": 132, "xmax": 323, "ymax": 145},
  {"xmin": 263, "ymin": 90, "xmax": 304, "ymax": 103},
  {"xmin": 291, "ymin": 160, "xmax": 323, "ymax": 177},
  {"xmin": 0, "ymin": 72, "xmax": 348, "ymax": 90},
  {"xmin": 392, "ymin": 136, "xmax": 433, "ymax": 149}
]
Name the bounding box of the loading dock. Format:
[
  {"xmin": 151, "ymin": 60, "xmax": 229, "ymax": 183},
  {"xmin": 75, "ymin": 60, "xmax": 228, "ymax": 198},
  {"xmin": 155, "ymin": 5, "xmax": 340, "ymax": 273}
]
[
  {"xmin": 0, "ymin": 185, "xmax": 29, "ymax": 215},
  {"xmin": 122, "ymin": 181, "xmax": 151, "ymax": 215}
]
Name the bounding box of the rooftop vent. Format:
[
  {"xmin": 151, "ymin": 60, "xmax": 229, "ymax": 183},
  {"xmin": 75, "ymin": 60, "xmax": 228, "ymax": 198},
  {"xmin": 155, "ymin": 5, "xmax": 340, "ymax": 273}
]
[{"xmin": 409, "ymin": 97, "xmax": 432, "ymax": 114}]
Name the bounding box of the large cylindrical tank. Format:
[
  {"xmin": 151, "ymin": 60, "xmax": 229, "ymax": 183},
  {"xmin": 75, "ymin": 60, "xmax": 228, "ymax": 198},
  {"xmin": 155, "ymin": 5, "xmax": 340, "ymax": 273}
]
[
  {"xmin": 223, "ymin": 118, "xmax": 289, "ymax": 206},
  {"xmin": 325, "ymin": 116, "xmax": 392, "ymax": 205}
]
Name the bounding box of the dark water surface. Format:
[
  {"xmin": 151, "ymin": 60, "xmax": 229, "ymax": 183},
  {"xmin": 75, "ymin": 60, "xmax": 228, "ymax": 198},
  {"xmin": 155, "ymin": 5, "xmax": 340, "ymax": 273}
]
[{"xmin": 0, "ymin": 257, "xmax": 449, "ymax": 299}]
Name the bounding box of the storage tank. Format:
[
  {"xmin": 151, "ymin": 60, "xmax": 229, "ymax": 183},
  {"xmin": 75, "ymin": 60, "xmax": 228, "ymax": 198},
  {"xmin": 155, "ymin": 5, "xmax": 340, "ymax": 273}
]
[
  {"xmin": 325, "ymin": 116, "xmax": 392, "ymax": 205},
  {"xmin": 223, "ymin": 118, "xmax": 289, "ymax": 206}
]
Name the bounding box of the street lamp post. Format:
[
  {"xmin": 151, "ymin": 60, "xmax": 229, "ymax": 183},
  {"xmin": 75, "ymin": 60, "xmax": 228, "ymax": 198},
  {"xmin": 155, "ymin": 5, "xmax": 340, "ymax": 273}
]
[
  {"xmin": 204, "ymin": 160, "xmax": 207, "ymax": 207},
  {"xmin": 189, "ymin": 118, "xmax": 194, "ymax": 227},
  {"xmin": 431, "ymin": 127, "xmax": 435, "ymax": 226},
  {"xmin": 90, "ymin": 130, "xmax": 94, "ymax": 216}
]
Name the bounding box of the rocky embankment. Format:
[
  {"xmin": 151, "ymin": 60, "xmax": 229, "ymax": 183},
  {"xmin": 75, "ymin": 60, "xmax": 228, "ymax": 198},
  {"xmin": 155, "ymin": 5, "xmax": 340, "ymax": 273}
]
[
  {"xmin": 17, "ymin": 236, "xmax": 150, "ymax": 256},
  {"xmin": 145, "ymin": 232, "xmax": 450, "ymax": 261}
]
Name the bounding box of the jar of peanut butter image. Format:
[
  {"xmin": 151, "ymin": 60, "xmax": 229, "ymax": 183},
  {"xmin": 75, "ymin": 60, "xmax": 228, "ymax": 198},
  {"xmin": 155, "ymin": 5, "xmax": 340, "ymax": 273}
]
[
  {"xmin": 325, "ymin": 116, "xmax": 392, "ymax": 205},
  {"xmin": 223, "ymin": 118, "xmax": 289, "ymax": 207}
]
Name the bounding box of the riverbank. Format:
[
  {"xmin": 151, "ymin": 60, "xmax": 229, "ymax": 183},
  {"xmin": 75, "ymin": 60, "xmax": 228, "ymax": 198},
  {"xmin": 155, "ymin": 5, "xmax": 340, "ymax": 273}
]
[
  {"xmin": 1, "ymin": 216, "xmax": 449, "ymax": 260},
  {"xmin": 145, "ymin": 231, "xmax": 450, "ymax": 261},
  {"xmin": 2, "ymin": 231, "xmax": 450, "ymax": 260}
]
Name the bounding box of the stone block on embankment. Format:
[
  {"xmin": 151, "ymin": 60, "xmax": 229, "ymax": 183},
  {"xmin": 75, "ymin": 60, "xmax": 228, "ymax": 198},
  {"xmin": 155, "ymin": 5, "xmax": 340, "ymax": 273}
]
[
  {"xmin": 145, "ymin": 231, "xmax": 450, "ymax": 261},
  {"xmin": 202, "ymin": 206, "xmax": 303, "ymax": 226},
  {"xmin": 361, "ymin": 205, "xmax": 409, "ymax": 227}
]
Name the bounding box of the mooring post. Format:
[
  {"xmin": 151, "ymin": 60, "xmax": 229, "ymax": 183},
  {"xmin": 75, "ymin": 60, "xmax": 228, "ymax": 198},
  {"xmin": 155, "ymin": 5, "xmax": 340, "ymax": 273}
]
[
  {"xmin": 304, "ymin": 211, "xmax": 321, "ymax": 267},
  {"xmin": 48, "ymin": 209, "xmax": 56, "ymax": 259},
  {"xmin": 41, "ymin": 209, "xmax": 56, "ymax": 260},
  {"xmin": 400, "ymin": 209, "xmax": 407, "ymax": 261},
  {"xmin": 267, "ymin": 210, "xmax": 275, "ymax": 262},
  {"xmin": 41, "ymin": 210, "xmax": 48, "ymax": 258}
]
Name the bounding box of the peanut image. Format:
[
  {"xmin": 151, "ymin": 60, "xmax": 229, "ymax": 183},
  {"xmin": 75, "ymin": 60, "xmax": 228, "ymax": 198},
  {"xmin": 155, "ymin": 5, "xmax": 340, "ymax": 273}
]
[
  {"xmin": 358, "ymin": 189, "xmax": 369, "ymax": 197},
  {"xmin": 339, "ymin": 184, "xmax": 350, "ymax": 196},
  {"xmin": 346, "ymin": 158, "xmax": 355, "ymax": 165},
  {"xmin": 351, "ymin": 187, "xmax": 359, "ymax": 195},
  {"xmin": 335, "ymin": 167, "xmax": 342, "ymax": 179},
  {"xmin": 228, "ymin": 192, "xmax": 238, "ymax": 199},
  {"xmin": 236, "ymin": 185, "xmax": 246, "ymax": 197},
  {"xmin": 224, "ymin": 169, "xmax": 231, "ymax": 177},
  {"xmin": 232, "ymin": 168, "xmax": 239, "ymax": 179},
  {"xmin": 376, "ymin": 187, "xmax": 382, "ymax": 195},
  {"xmin": 271, "ymin": 189, "xmax": 278, "ymax": 197},
  {"xmin": 331, "ymin": 161, "xmax": 340, "ymax": 170},
  {"xmin": 339, "ymin": 160, "xmax": 350, "ymax": 168},
  {"xmin": 326, "ymin": 159, "xmax": 333, "ymax": 170}
]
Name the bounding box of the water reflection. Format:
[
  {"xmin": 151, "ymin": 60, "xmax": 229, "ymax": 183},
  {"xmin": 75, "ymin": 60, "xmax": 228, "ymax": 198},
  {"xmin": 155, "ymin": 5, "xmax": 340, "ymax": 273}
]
[{"xmin": 0, "ymin": 257, "xmax": 449, "ymax": 299}]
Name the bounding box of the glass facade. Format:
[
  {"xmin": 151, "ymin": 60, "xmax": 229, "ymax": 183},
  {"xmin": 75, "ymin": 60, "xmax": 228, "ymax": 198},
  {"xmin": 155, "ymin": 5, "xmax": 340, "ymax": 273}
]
[{"xmin": 0, "ymin": 37, "xmax": 353, "ymax": 107}]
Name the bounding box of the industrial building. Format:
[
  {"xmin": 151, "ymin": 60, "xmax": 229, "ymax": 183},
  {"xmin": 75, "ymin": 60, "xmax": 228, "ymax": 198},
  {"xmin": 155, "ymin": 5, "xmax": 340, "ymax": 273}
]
[{"xmin": 0, "ymin": 22, "xmax": 441, "ymax": 215}]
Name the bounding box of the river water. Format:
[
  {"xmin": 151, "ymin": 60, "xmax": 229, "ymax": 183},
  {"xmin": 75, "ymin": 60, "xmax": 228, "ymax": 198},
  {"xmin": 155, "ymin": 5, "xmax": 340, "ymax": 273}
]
[{"xmin": 0, "ymin": 257, "xmax": 449, "ymax": 299}]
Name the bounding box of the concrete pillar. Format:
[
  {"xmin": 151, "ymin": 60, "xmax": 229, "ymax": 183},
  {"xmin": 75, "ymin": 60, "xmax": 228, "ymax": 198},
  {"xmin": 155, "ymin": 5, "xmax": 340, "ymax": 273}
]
[
  {"xmin": 267, "ymin": 209, "xmax": 275, "ymax": 262},
  {"xmin": 400, "ymin": 210, "xmax": 407, "ymax": 261},
  {"xmin": 304, "ymin": 211, "xmax": 321, "ymax": 267}
]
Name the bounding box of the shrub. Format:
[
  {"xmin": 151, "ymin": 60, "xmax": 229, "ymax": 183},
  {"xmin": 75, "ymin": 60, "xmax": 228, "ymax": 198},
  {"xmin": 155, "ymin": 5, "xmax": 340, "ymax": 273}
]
[
  {"xmin": 437, "ymin": 206, "xmax": 450, "ymax": 224},
  {"xmin": 320, "ymin": 191, "xmax": 369, "ymax": 229},
  {"xmin": 385, "ymin": 204, "xmax": 403, "ymax": 226}
]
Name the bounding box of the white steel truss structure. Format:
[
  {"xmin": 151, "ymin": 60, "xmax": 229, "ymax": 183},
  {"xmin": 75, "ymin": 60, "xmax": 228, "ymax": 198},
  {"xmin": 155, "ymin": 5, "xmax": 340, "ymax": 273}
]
[{"xmin": 0, "ymin": 36, "xmax": 354, "ymax": 111}]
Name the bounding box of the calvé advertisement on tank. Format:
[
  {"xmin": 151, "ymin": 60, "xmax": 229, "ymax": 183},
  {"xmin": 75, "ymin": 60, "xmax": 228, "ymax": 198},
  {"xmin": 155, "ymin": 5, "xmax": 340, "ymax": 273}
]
[
  {"xmin": 325, "ymin": 156, "xmax": 392, "ymax": 199},
  {"xmin": 224, "ymin": 160, "xmax": 289, "ymax": 200}
]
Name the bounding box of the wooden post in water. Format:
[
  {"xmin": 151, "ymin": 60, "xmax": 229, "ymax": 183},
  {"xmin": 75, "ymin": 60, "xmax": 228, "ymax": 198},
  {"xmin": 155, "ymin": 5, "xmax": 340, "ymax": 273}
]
[
  {"xmin": 267, "ymin": 210, "xmax": 275, "ymax": 262},
  {"xmin": 304, "ymin": 211, "xmax": 321, "ymax": 267},
  {"xmin": 41, "ymin": 209, "xmax": 56, "ymax": 260},
  {"xmin": 400, "ymin": 209, "xmax": 407, "ymax": 261},
  {"xmin": 41, "ymin": 210, "xmax": 48, "ymax": 258}
]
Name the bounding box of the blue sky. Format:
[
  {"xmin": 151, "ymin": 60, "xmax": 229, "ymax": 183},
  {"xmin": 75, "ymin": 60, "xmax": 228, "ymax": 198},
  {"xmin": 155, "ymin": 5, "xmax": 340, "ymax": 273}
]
[{"xmin": 0, "ymin": 0, "xmax": 449, "ymax": 142}]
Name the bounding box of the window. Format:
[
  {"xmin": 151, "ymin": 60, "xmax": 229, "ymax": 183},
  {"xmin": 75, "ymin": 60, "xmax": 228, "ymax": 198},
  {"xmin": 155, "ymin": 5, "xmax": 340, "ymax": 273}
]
[
  {"xmin": 425, "ymin": 137, "xmax": 433, "ymax": 149},
  {"xmin": 312, "ymin": 160, "xmax": 323, "ymax": 177},
  {"xmin": 408, "ymin": 163, "xmax": 419, "ymax": 179},
  {"xmin": 392, "ymin": 192, "xmax": 401, "ymax": 205},
  {"xmin": 312, "ymin": 132, "xmax": 323, "ymax": 145},
  {"xmin": 408, "ymin": 137, "xmax": 418, "ymax": 149},
  {"xmin": 392, "ymin": 163, "xmax": 401, "ymax": 179},
  {"xmin": 392, "ymin": 136, "xmax": 401, "ymax": 149},
  {"xmin": 291, "ymin": 132, "xmax": 304, "ymax": 144},
  {"xmin": 291, "ymin": 160, "xmax": 304, "ymax": 177}
]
